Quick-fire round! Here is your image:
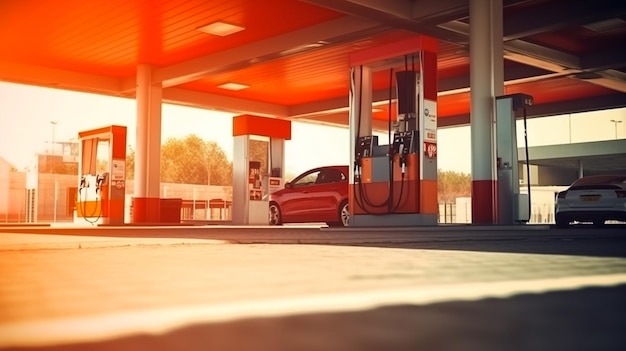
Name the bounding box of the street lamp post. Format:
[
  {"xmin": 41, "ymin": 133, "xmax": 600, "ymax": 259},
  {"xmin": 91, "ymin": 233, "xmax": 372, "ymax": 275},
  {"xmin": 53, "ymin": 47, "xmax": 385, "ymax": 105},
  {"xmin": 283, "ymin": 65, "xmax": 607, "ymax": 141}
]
[
  {"xmin": 50, "ymin": 121, "xmax": 58, "ymax": 223},
  {"xmin": 50, "ymin": 121, "xmax": 57, "ymax": 154},
  {"xmin": 610, "ymin": 119, "xmax": 622, "ymax": 139}
]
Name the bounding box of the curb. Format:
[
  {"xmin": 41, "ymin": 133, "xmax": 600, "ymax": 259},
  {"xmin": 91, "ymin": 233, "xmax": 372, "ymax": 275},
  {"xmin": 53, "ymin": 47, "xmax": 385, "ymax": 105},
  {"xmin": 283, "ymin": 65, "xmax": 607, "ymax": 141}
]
[{"xmin": 0, "ymin": 234, "xmax": 228, "ymax": 251}]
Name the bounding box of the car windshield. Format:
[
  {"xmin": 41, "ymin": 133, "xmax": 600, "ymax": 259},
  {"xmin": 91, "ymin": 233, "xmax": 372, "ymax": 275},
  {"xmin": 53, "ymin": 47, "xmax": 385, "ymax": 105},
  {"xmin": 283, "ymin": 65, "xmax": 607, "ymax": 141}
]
[{"xmin": 571, "ymin": 175, "xmax": 626, "ymax": 187}]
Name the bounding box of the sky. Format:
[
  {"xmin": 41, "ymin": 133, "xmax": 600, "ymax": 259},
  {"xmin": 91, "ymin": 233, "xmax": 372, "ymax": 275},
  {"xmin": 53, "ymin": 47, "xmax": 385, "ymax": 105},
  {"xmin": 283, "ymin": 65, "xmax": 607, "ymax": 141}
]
[{"xmin": 1, "ymin": 81, "xmax": 624, "ymax": 177}]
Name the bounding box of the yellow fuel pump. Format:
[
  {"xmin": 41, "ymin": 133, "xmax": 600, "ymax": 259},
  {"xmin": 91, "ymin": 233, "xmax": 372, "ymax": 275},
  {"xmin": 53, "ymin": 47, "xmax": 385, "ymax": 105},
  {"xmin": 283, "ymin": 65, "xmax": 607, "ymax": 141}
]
[{"xmin": 76, "ymin": 125, "xmax": 127, "ymax": 225}]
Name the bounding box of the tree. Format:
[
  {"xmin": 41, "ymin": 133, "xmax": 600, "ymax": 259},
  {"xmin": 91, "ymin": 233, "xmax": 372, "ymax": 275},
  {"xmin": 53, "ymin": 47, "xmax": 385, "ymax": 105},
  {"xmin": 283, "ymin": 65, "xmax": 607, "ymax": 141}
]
[
  {"xmin": 437, "ymin": 169, "xmax": 471, "ymax": 203},
  {"xmin": 125, "ymin": 135, "xmax": 232, "ymax": 185},
  {"xmin": 203, "ymin": 140, "xmax": 232, "ymax": 186},
  {"xmin": 160, "ymin": 135, "xmax": 232, "ymax": 185}
]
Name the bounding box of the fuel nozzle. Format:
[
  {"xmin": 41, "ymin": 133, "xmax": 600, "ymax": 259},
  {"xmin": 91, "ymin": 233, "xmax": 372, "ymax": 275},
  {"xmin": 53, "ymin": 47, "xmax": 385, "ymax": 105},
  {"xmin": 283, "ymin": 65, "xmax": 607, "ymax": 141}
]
[
  {"xmin": 353, "ymin": 163, "xmax": 361, "ymax": 183},
  {"xmin": 79, "ymin": 175, "xmax": 88, "ymax": 189},
  {"xmin": 399, "ymin": 144, "xmax": 408, "ymax": 174},
  {"xmin": 392, "ymin": 132, "xmax": 409, "ymax": 174},
  {"xmin": 95, "ymin": 174, "xmax": 106, "ymax": 193}
]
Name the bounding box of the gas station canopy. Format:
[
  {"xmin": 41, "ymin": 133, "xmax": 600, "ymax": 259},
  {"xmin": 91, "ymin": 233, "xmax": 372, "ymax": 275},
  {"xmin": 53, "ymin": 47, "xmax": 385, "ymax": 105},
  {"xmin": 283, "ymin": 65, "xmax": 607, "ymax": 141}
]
[{"xmin": 0, "ymin": 0, "xmax": 625, "ymax": 128}]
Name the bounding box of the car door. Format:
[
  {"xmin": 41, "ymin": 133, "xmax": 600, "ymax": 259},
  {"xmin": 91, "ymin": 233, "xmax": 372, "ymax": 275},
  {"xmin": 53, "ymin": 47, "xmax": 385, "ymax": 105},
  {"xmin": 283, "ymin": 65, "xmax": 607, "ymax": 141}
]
[
  {"xmin": 280, "ymin": 169, "xmax": 327, "ymax": 222},
  {"xmin": 310, "ymin": 168, "xmax": 346, "ymax": 221}
]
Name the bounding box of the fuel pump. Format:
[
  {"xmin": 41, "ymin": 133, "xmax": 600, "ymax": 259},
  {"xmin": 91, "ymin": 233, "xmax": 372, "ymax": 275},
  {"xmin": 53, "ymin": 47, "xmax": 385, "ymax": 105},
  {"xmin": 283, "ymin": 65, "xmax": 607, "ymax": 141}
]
[
  {"xmin": 351, "ymin": 68, "xmax": 421, "ymax": 219},
  {"xmin": 76, "ymin": 125, "xmax": 127, "ymax": 225},
  {"xmin": 348, "ymin": 36, "xmax": 439, "ymax": 227},
  {"xmin": 231, "ymin": 115, "xmax": 291, "ymax": 225},
  {"xmin": 495, "ymin": 93, "xmax": 533, "ymax": 224}
]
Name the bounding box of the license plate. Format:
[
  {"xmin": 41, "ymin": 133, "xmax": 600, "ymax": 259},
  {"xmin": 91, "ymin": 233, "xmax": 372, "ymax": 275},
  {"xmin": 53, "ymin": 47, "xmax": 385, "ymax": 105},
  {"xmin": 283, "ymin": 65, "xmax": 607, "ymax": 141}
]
[{"xmin": 580, "ymin": 195, "xmax": 600, "ymax": 202}]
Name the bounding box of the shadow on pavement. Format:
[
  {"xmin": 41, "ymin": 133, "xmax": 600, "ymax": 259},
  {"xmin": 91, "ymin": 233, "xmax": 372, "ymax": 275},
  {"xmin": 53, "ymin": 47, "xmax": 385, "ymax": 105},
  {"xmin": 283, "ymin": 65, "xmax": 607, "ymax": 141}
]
[
  {"xmin": 2, "ymin": 224, "xmax": 625, "ymax": 258},
  {"xmin": 6, "ymin": 284, "xmax": 626, "ymax": 351},
  {"xmin": 355, "ymin": 234, "xmax": 626, "ymax": 258}
]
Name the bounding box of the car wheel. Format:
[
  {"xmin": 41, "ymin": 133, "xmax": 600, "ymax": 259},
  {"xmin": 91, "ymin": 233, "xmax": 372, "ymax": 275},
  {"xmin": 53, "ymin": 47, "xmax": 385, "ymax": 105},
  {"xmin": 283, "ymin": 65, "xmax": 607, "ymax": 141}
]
[
  {"xmin": 555, "ymin": 215, "xmax": 569, "ymax": 229},
  {"xmin": 339, "ymin": 201, "xmax": 349, "ymax": 226},
  {"xmin": 269, "ymin": 202, "xmax": 282, "ymax": 225},
  {"xmin": 326, "ymin": 201, "xmax": 350, "ymax": 227}
]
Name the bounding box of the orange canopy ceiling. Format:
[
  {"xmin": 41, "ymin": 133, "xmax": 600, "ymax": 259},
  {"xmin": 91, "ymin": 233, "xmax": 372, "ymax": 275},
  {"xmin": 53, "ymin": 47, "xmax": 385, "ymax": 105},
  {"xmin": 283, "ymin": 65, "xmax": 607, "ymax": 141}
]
[{"xmin": 0, "ymin": 0, "xmax": 624, "ymax": 128}]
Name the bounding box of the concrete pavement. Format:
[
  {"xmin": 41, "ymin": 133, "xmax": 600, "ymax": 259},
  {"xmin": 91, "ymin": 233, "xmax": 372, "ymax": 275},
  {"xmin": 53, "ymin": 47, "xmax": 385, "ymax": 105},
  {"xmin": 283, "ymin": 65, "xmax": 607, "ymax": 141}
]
[{"xmin": 0, "ymin": 225, "xmax": 625, "ymax": 350}]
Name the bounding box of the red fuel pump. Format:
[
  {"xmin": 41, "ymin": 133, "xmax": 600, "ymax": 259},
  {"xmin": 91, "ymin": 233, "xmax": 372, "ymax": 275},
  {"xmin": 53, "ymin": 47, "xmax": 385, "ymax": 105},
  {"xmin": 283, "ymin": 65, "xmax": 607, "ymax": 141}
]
[{"xmin": 348, "ymin": 36, "xmax": 438, "ymax": 227}]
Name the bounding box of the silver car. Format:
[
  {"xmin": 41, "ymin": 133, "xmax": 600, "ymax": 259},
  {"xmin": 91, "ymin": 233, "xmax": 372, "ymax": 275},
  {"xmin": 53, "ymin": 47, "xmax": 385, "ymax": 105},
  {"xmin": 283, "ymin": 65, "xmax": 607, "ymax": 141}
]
[{"xmin": 555, "ymin": 175, "xmax": 626, "ymax": 228}]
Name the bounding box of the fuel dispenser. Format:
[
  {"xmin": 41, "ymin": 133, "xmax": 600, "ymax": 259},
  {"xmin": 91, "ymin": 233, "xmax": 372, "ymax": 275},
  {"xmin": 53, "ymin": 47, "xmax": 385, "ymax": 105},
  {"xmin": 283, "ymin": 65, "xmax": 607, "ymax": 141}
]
[
  {"xmin": 495, "ymin": 93, "xmax": 533, "ymax": 224},
  {"xmin": 232, "ymin": 115, "xmax": 290, "ymax": 225},
  {"xmin": 76, "ymin": 125, "xmax": 127, "ymax": 225},
  {"xmin": 349, "ymin": 36, "xmax": 438, "ymax": 227}
]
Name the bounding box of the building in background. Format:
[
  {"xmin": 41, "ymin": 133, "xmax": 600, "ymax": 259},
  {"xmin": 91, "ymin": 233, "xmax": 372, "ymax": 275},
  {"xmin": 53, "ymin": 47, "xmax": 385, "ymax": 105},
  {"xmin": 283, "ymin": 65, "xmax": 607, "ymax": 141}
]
[
  {"xmin": 0, "ymin": 157, "xmax": 26, "ymax": 222},
  {"xmin": 1, "ymin": 140, "xmax": 233, "ymax": 224}
]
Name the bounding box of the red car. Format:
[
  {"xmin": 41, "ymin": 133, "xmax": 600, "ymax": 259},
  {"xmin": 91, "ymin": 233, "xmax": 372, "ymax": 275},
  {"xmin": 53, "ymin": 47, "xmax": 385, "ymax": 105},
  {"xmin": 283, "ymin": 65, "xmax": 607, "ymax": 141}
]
[{"xmin": 269, "ymin": 166, "xmax": 350, "ymax": 226}]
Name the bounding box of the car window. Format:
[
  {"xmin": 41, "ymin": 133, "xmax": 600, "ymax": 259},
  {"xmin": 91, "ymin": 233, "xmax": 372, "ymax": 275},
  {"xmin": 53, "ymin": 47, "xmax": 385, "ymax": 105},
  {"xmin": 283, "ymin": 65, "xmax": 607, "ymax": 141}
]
[
  {"xmin": 292, "ymin": 170, "xmax": 321, "ymax": 187},
  {"xmin": 339, "ymin": 170, "xmax": 347, "ymax": 181},
  {"xmin": 316, "ymin": 168, "xmax": 345, "ymax": 184}
]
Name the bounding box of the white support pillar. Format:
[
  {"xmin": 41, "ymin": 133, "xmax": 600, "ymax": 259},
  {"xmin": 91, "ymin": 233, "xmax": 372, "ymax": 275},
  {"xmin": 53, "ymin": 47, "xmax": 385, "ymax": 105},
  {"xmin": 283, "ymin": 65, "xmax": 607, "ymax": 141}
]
[
  {"xmin": 491, "ymin": 0, "xmax": 504, "ymax": 98},
  {"xmin": 349, "ymin": 65, "xmax": 373, "ymax": 181},
  {"xmin": 133, "ymin": 64, "xmax": 162, "ymax": 222},
  {"xmin": 232, "ymin": 135, "xmax": 249, "ymax": 225},
  {"xmin": 470, "ymin": 0, "xmax": 504, "ymax": 224}
]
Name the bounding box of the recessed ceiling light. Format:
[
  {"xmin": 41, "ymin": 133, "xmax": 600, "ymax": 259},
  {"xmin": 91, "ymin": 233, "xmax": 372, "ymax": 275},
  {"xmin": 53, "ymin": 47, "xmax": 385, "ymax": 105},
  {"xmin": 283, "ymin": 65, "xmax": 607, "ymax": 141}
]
[
  {"xmin": 218, "ymin": 82, "xmax": 249, "ymax": 91},
  {"xmin": 197, "ymin": 21, "xmax": 245, "ymax": 36}
]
